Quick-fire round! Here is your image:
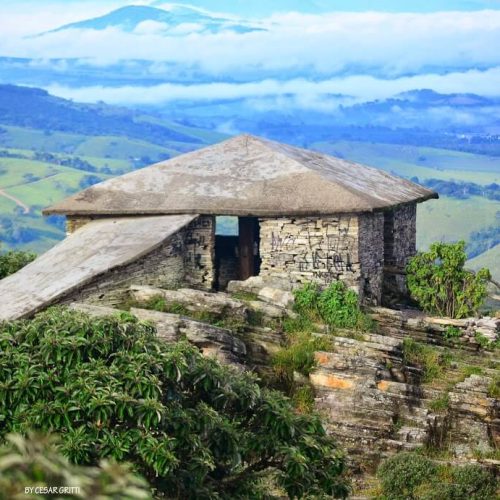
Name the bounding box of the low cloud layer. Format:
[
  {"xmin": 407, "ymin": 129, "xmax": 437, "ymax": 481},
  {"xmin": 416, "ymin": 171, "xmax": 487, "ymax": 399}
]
[
  {"xmin": 1, "ymin": 3, "xmax": 500, "ymax": 106},
  {"xmin": 46, "ymin": 68, "xmax": 500, "ymax": 107}
]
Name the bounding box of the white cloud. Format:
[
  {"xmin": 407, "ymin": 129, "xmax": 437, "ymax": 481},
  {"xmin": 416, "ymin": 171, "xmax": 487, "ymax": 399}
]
[
  {"xmin": 44, "ymin": 67, "xmax": 500, "ymax": 106},
  {"xmin": 0, "ymin": 10, "xmax": 499, "ymax": 80}
]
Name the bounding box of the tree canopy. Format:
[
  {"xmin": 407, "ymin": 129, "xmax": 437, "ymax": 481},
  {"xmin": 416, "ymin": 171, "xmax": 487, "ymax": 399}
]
[{"xmin": 0, "ymin": 308, "xmax": 349, "ymax": 498}]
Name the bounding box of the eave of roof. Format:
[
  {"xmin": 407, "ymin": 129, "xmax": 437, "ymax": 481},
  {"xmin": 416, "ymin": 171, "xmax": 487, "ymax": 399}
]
[{"xmin": 43, "ymin": 134, "xmax": 438, "ymax": 217}]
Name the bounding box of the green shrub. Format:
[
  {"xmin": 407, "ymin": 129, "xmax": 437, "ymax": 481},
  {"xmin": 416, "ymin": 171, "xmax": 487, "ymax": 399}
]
[
  {"xmin": 406, "ymin": 241, "xmax": 491, "ymax": 319},
  {"xmin": 377, "ymin": 452, "xmax": 437, "ymax": 499},
  {"xmin": 293, "ymin": 281, "xmax": 373, "ymax": 331},
  {"xmin": 443, "ymin": 326, "xmax": 462, "ymax": 342},
  {"xmin": 378, "ymin": 453, "xmax": 498, "ymax": 500},
  {"xmin": 402, "ymin": 338, "xmax": 452, "ymax": 382},
  {"xmin": 0, "ymin": 432, "xmax": 150, "ymax": 499},
  {"xmin": 294, "ymin": 282, "xmax": 320, "ymax": 316},
  {"xmin": 0, "ymin": 308, "xmax": 349, "ymax": 499},
  {"xmin": 446, "ymin": 464, "xmax": 498, "ymax": 500},
  {"xmin": 0, "ymin": 245, "xmax": 36, "ymax": 279},
  {"xmin": 474, "ymin": 332, "xmax": 499, "ymax": 351}
]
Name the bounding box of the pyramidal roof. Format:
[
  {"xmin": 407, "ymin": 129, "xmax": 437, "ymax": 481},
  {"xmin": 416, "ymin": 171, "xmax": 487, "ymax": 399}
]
[{"xmin": 44, "ymin": 135, "xmax": 438, "ymax": 217}]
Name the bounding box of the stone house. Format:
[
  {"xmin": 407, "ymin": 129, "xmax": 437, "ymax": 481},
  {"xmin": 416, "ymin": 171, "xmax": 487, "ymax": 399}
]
[{"xmin": 0, "ymin": 135, "xmax": 437, "ymax": 321}]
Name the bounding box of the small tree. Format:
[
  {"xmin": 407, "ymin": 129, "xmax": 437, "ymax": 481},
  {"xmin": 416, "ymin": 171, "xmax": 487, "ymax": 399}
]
[{"xmin": 406, "ymin": 241, "xmax": 490, "ymax": 319}]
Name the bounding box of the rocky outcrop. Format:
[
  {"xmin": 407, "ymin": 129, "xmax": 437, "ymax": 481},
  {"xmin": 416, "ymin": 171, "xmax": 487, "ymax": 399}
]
[
  {"xmin": 310, "ymin": 308, "xmax": 499, "ymax": 480},
  {"xmin": 130, "ymin": 285, "xmax": 248, "ymax": 321},
  {"xmin": 71, "ymin": 293, "xmax": 499, "ymax": 493},
  {"xmin": 69, "ymin": 302, "xmax": 247, "ymax": 368}
]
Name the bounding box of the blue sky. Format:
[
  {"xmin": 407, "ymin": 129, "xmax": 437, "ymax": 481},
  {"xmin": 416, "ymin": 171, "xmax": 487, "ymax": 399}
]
[{"xmin": 0, "ymin": 0, "xmax": 499, "ymax": 107}]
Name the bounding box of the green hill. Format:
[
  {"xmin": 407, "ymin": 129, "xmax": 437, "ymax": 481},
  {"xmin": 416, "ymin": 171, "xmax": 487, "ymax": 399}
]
[
  {"xmin": 468, "ymin": 244, "xmax": 500, "ymax": 282},
  {"xmin": 0, "ymin": 85, "xmax": 498, "ymax": 281}
]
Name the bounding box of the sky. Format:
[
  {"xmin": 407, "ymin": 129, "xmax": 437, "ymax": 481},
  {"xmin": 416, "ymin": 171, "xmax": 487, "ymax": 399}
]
[{"xmin": 0, "ymin": 1, "xmax": 499, "ymax": 107}]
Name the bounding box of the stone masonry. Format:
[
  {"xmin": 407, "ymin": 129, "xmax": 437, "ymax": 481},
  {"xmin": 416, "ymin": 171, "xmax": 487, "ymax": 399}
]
[
  {"xmin": 62, "ymin": 216, "xmax": 215, "ymax": 307},
  {"xmin": 358, "ymin": 212, "xmax": 385, "ymax": 305},
  {"xmin": 258, "ymin": 214, "xmax": 386, "ymax": 304},
  {"xmin": 183, "ymin": 216, "xmax": 215, "ymax": 290},
  {"xmin": 383, "ymin": 203, "xmax": 417, "ymax": 302}
]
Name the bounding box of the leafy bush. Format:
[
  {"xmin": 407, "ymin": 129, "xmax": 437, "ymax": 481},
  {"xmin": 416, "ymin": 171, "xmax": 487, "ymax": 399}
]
[
  {"xmin": 0, "ymin": 308, "xmax": 349, "ymax": 499},
  {"xmin": 293, "ymin": 281, "xmax": 373, "ymax": 331},
  {"xmin": 377, "ymin": 452, "xmax": 498, "ymax": 500},
  {"xmin": 406, "ymin": 241, "xmax": 491, "ymax": 318},
  {"xmin": 443, "ymin": 326, "xmax": 462, "ymax": 342},
  {"xmin": 377, "ymin": 452, "xmax": 436, "ymax": 499},
  {"xmin": 294, "ymin": 282, "xmax": 321, "ymax": 317},
  {"xmin": 0, "ymin": 244, "xmax": 36, "ymax": 279},
  {"xmin": 0, "ymin": 432, "xmax": 150, "ymax": 499}
]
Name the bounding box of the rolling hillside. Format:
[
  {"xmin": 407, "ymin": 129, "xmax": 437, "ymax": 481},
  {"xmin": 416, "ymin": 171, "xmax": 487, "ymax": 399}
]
[
  {"xmin": 0, "ymin": 85, "xmax": 227, "ymax": 253},
  {"xmin": 0, "ymin": 85, "xmax": 498, "ymax": 281}
]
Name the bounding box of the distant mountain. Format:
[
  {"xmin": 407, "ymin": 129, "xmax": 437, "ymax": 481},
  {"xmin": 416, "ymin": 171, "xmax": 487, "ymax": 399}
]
[{"xmin": 45, "ymin": 5, "xmax": 264, "ymax": 35}]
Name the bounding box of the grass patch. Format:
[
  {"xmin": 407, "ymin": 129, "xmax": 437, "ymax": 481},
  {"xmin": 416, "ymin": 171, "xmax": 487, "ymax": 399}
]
[
  {"xmin": 272, "ymin": 333, "xmax": 331, "ymax": 381},
  {"xmin": 131, "ymin": 296, "xmax": 247, "ymax": 332},
  {"xmin": 231, "ymin": 291, "xmax": 259, "ymax": 302},
  {"xmin": 377, "ymin": 451, "xmax": 498, "ymax": 500},
  {"xmin": 291, "ymin": 385, "xmax": 316, "ymax": 414},
  {"xmin": 428, "ymin": 393, "xmax": 450, "ymax": 413},
  {"xmin": 402, "ymin": 338, "xmax": 453, "ymax": 383},
  {"xmin": 487, "ymin": 374, "xmax": 500, "ymax": 399},
  {"xmin": 460, "ymin": 365, "xmax": 484, "ymax": 378}
]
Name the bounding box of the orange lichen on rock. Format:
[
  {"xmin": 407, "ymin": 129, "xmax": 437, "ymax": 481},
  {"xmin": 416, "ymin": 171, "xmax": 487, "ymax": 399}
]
[{"xmin": 310, "ymin": 373, "xmax": 354, "ymax": 389}]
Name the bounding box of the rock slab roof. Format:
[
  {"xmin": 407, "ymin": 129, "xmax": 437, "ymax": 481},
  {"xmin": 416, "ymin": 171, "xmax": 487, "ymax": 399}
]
[
  {"xmin": 0, "ymin": 215, "xmax": 195, "ymax": 321},
  {"xmin": 44, "ymin": 135, "xmax": 437, "ymax": 217}
]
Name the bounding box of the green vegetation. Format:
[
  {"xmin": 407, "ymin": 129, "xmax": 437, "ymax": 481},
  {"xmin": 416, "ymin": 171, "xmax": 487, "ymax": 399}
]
[
  {"xmin": 407, "ymin": 241, "xmax": 491, "ymax": 318},
  {"xmin": 0, "ymin": 244, "xmax": 36, "ymax": 279},
  {"xmin": 271, "ymin": 281, "xmax": 371, "ymax": 412},
  {"xmin": 135, "ymin": 295, "xmax": 248, "ymax": 332},
  {"xmin": 443, "ymin": 326, "xmax": 462, "ymax": 343},
  {"xmin": 402, "ymin": 338, "xmax": 452, "ymax": 383},
  {"xmin": 487, "ymin": 374, "xmax": 500, "ymax": 398},
  {"xmin": 377, "ymin": 452, "xmax": 498, "ymax": 500},
  {"xmin": 293, "ymin": 281, "xmax": 374, "ymax": 331},
  {"xmin": 474, "ymin": 332, "xmax": 500, "ymax": 350},
  {"xmin": 0, "ymin": 433, "xmax": 150, "ymax": 499},
  {"xmin": 0, "ymin": 308, "xmax": 349, "ymax": 499},
  {"xmin": 272, "ymin": 332, "xmax": 331, "ymax": 382},
  {"xmin": 428, "ymin": 393, "xmax": 450, "ymax": 413}
]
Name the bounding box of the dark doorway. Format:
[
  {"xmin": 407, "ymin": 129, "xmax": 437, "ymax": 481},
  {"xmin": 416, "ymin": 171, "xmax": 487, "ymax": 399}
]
[
  {"xmin": 238, "ymin": 217, "xmax": 261, "ymax": 280},
  {"xmin": 214, "ymin": 216, "xmax": 261, "ymax": 290}
]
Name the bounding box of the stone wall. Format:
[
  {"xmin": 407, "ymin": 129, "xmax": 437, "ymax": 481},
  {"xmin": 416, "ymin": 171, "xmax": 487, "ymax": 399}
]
[
  {"xmin": 61, "ymin": 230, "xmax": 186, "ymax": 307},
  {"xmin": 259, "ymin": 215, "xmax": 364, "ymax": 294},
  {"xmin": 183, "ymin": 216, "xmax": 215, "ymax": 290},
  {"xmin": 358, "ymin": 212, "xmax": 385, "ymax": 305},
  {"xmin": 61, "ymin": 215, "xmax": 215, "ymax": 306},
  {"xmin": 383, "ymin": 203, "xmax": 417, "ymax": 302}
]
